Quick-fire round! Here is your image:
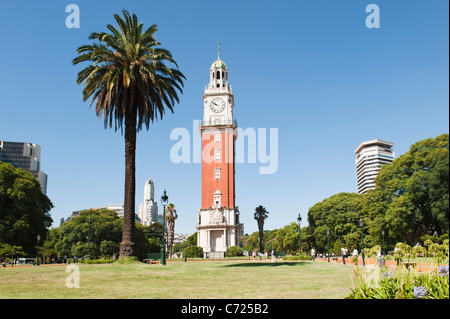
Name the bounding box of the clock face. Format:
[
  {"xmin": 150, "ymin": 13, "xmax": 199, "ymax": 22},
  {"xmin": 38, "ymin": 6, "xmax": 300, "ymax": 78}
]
[{"xmin": 210, "ymin": 98, "xmax": 225, "ymax": 113}]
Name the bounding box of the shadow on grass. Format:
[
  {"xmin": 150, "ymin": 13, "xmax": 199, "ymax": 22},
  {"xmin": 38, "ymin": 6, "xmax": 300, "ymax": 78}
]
[{"xmin": 220, "ymin": 262, "xmax": 309, "ymax": 268}]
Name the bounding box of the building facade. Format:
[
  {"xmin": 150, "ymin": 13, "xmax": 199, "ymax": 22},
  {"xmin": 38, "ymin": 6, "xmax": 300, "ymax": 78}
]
[
  {"xmin": 0, "ymin": 140, "xmax": 48, "ymax": 194},
  {"xmin": 197, "ymin": 44, "xmax": 241, "ymax": 258},
  {"xmin": 354, "ymin": 139, "xmax": 395, "ymax": 194},
  {"xmin": 138, "ymin": 179, "xmax": 159, "ymax": 226}
]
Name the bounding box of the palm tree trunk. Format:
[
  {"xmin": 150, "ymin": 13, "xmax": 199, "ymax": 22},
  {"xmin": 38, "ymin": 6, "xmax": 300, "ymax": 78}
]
[
  {"xmin": 119, "ymin": 107, "xmax": 137, "ymax": 258},
  {"xmin": 258, "ymin": 219, "xmax": 264, "ymax": 253},
  {"xmin": 167, "ymin": 221, "xmax": 173, "ymax": 259}
]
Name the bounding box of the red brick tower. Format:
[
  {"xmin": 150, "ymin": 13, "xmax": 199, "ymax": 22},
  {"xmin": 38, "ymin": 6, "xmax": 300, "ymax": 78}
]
[{"xmin": 197, "ymin": 43, "xmax": 240, "ymax": 258}]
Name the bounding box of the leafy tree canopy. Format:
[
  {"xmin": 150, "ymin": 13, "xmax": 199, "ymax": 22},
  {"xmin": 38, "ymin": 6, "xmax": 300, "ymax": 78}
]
[
  {"xmin": 47, "ymin": 209, "xmax": 150, "ymax": 260},
  {"xmin": 307, "ymin": 192, "xmax": 365, "ymax": 252},
  {"xmin": 0, "ymin": 162, "xmax": 53, "ymax": 255},
  {"xmin": 366, "ymin": 133, "xmax": 449, "ymax": 245}
]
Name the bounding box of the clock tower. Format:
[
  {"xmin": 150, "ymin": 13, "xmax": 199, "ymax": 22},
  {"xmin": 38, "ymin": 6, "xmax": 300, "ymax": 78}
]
[{"xmin": 197, "ymin": 43, "xmax": 241, "ymax": 258}]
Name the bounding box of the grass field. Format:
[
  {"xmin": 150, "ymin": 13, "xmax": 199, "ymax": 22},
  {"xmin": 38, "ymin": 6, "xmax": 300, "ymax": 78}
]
[{"xmin": 0, "ymin": 260, "xmax": 356, "ymax": 299}]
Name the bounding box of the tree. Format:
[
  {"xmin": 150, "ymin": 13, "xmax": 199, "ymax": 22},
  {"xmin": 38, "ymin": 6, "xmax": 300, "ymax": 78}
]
[
  {"xmin": 0, "ymin": 162, "xmax": 53, "ymax": 255},
  {"xmin": 367, "ymin": 134, "xmax": 449, "ymax": 245},
  {"xmin": 144, "ymin": 222, "xmax": 163, "ymax": 253},
  {"xmin": 307, "ymin": 192, "xmax": 365, "ymax": 252},
  {"xmin": 0, "ymin": 244, "xmax": 26, "ymax": 265},
  {"xmin": 241, "ymin": 231, "xmax": 259, "ymax": 252},
  {"xmin": 46, "ymin": 208, "xmax": 150, "ymax": 260},
  {"xmin": 254, "ymin": 205, "xmax": 269, "ymax": 253},
  {"xmin": 73, "ymin": 10, "xmax": 185, "ymax": 258},
  {"xmin": 165, "ymin": 203, "xmax": 178, "ymax": 259},
  {"xmin": 272, "ymin": 223, "xmax": 300, "ymax": 255}
]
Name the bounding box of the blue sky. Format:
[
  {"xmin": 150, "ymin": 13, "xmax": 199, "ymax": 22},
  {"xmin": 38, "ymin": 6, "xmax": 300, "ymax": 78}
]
[{"xmin": 0, "ymin": 0, "xmax": 448, "ymax": 235}]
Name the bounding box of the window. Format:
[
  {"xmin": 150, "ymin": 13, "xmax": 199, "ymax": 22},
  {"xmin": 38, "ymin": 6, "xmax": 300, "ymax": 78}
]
[
  {"xmin": 214, "ymin": 149, "xmax": 221, "ymax": 161},
  {"xmin": 214, "ymin": 133, "xmax": 221, "ymax": 142},
  {"xmin": 214, "ymin": 168, "xmax": 221, "ymax": 180},
  {"xmin": 214, "ymin": 194, "xmax": 221, "ymax": 207}
]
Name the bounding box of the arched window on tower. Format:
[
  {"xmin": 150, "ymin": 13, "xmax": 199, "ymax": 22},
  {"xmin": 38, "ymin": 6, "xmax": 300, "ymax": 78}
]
[{"xmin": 216, "ymin": 71, "xmax": 221, "ymax": 79}]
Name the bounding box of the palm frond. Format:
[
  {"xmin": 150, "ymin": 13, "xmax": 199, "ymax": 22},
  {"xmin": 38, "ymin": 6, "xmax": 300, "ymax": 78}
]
[{"xmin": 73, "ymin": 10, "xmax": 185, "ymax": 133}]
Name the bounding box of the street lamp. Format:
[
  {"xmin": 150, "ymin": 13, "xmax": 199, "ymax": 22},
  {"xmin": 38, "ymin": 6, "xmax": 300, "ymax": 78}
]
[
  {"xmin": 360, "ymin": 218, "xmax": 365, "ymax": 266},
  {"xmin": 60, "ymin": 232, "xmax": 63, "ymax": 263},
  {"xmin": 326, "ymin": 228, "xmax": 330, "ymax": 263},
  {"xmin": 161, "ymin": 189, "xmax": 169, "ymax": 266},
  {"xmin": 297, "ymin": 213, "xmax": 302, "ymax": 255},
  {"xmin": 36, "ymin": 235, "xmax": 41, "ymax": 266},
  {"xmin": 381, "ymin": 229, "xmax": 386, "ymax": 267},
  {"xmin": 88, "ymin": 216, "xmax": 92, "ymax": 259}
]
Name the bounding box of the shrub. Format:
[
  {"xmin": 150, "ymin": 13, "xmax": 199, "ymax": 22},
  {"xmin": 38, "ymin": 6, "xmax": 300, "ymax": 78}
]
[
  {"xmin": 282, "ymin": 254, "xmax": 311, "ymax": 261},
  {"xmin": 79, "ymin": 258, "xmax": 113, "ymax": 264},
  {"xmin": 225, "ymin": 246, "xmax": 243, "ymax": 257},
  {"xmin": 184, "ymin": 245, "xmax": 203, "ymax": 258}
]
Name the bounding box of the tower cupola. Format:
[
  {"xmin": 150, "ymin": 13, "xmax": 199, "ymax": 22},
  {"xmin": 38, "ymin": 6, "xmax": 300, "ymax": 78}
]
[{"xmin": 208, "ymin": 42, "xmax": 229, "ymax": 90}]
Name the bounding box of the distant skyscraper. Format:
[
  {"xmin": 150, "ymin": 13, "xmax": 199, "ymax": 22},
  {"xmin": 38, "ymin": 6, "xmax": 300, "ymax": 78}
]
[
  {"xmin": 138, "ymin": 179, "xmax": 159, "ymax": 226},
  {"xmin": 354, "ymin": 139, "xmax": 395, "ymax": 194},
  {"xmin": 0, "ymin": 140, "xmax": 48, "ymax": 194}
]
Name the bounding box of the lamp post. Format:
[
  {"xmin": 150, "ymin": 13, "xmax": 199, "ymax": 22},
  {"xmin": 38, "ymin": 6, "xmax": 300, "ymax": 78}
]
[
  {"xmin": 36, "ymin": 235, "xmax": 41, "ymax": 266},
  {"xmin": 326, "ymin": 228, "xmax": 330, "ymax": 263},
  {"xmin": 60, "ymin": 232, "xmax": 63, "ymax": 263},
  {"xmin": 381, "ymin": 229, "xmax": 386, "ymax": 267},
  {"xmin": 161, "ymin": 189, "xmax": 168, "ymax": 266},
  {"xmin": 360, "ymin": 218, "xmax": 365, "ymax": 266},
  {"xmin": 88, "ymin": 216, "xmax": 92, "ymax": 259},
  {"xmin": 297, "ymin": 213, "xmax": 302, "ymax": 255}
]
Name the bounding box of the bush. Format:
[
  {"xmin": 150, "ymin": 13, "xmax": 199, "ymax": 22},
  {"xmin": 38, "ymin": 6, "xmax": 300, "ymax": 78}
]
[
  {"xmin": 225, "ymin": 246, "xmax": 243, "ymax": 257},
  {"xmin": 184, "ymin": 245, "xmax": 203, "ymax": 258},
  {"xmin": 282, "ymin": 253, "xmax": 311, "ymax": 261},
  {"xmin": 78, "ymin": 258, "xmax": 113, "ymax": 264}
]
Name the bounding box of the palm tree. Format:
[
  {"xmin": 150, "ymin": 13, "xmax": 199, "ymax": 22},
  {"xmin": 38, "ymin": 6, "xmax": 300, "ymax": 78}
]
[
  {"xmin": 72, "ymin": 10, "xmax": 185, "ymax": 258},
  {"xmin": 165, "ymin": 203, "xmax": 178, "ymax": 259},
  {"xmin": 254, "ymin": 205, "xmax": 269, "ymax": 254}
]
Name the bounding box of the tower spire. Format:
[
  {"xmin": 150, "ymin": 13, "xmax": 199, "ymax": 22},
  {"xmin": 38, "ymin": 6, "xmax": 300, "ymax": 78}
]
[{"xmin": 217, "ymin": 41, "xmax": 221, "ymax": 60}]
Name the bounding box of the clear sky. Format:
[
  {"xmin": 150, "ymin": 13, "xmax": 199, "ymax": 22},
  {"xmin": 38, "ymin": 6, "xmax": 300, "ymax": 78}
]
[{"xmin": 0, "ymin": 0, "xmax": 448, "ymax": 235}]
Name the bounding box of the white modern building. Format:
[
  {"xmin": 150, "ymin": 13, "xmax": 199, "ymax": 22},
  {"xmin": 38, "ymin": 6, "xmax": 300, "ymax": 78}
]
[
  {"xmin": 0, "ymin": 140, "xmax": 48, "ymax": 194},
  {"xmin": 138, "ymin": 179, "xmax": 159, "ymax": 226},
  {"xmin": 354, "ymin": 139, "xmax": 395, "ymax": 194}
]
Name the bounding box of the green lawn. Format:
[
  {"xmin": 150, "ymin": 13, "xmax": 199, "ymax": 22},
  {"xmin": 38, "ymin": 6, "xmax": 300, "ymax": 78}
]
[{"xmin": 0, "ymin": 260, "xmax": 355, "ymax": 299}]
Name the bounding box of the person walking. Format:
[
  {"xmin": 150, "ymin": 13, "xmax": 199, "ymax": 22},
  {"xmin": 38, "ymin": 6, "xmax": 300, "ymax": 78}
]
[
  {"xmin": 377, "ymin": 250, "xmax": 382, "ymax": 266},
  {"xmin": 341, "ymin": 247, "xmax": 347, "ymax": 265},
  {"xmin": 311, "ymin": 248, "xmax": 316, "ymax": 262},
  {"xmin": 271, "ymin": 250, "xmax": 275, "ymax": 263}
]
